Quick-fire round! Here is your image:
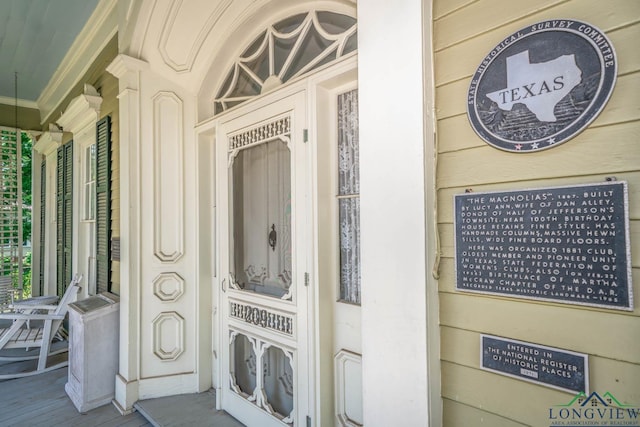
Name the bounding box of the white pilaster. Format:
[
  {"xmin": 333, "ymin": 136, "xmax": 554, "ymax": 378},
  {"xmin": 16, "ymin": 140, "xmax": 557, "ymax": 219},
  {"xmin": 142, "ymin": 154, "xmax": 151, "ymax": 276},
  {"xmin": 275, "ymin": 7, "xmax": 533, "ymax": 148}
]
[{"xmin": 106, "ymin": 53, "xmax": 149, "ymax": 414}]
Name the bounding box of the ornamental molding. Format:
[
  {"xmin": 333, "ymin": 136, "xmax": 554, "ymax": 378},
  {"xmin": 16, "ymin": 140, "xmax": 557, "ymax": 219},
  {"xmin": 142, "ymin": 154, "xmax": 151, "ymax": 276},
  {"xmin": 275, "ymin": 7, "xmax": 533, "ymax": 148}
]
[
  {"xmin": 152, "ymin": 272, "xmax": 185, "ymax": 302},
  {"xmin": 33, "ymin": 124, "xmax": 63, "ymax": 156},
  {"xmin": 335, "ymin": 349, "xmax": 363, "ymax": 427},
  {"xmin": 57, "ymin": 84, "xmax": 102, "ymax": 134},
  {"xmin": 228, "ymin": 116, "xmax": 290, "ymax": 151},
  {"xmin": 152, "ymin": 311, "xmax": 185, "ymax": 361},
  {"xmin": 229, "ymin": 301, "xmax": 294, "ymax": 336},
  {"xmin": 152, "ymin": 91, "xmax": 185, "ymax": 263},
  {"xmin": 106, "ymin": 53, "xmax": 150, "ymax": 80}
]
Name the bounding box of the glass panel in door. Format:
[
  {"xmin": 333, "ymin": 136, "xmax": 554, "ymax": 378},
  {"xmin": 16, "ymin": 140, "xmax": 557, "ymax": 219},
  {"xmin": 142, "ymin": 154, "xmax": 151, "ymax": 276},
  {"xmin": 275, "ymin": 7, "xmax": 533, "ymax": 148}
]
[{"xmin": 230, "ymin": 138, "xmax": 292, "ymax": 299}]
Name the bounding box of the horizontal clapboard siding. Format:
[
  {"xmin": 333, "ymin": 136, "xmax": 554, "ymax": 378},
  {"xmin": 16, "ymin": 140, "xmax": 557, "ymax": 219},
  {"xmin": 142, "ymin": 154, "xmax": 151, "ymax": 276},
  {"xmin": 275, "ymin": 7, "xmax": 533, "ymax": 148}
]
[{"xmin": 432, "ymin": 0, "xmax": 640, "ymax": 425}]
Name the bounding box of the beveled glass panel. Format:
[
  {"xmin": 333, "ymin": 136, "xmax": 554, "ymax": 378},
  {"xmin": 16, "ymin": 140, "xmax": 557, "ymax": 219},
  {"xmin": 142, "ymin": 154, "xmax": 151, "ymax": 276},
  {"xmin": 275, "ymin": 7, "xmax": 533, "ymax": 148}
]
[
  {"xmin": 262, "ymin": 346, "xmax": 294, "ymax": 420},
  {"xmin": 231, "ymin": 139, "xmax": 292, "ymax": 298},
  {"xmin": 230, "ymin": 333, "xmax": 257, "ymax": 397}
]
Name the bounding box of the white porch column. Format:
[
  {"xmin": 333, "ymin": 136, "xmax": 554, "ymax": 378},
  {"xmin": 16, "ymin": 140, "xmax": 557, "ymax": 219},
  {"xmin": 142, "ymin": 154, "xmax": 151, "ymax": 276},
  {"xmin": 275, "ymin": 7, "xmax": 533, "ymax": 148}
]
[
  {"xmin": 33, "ymin": 125, "xmax": 63, "ymax": 297},
  {"xmin": 358, "ymin": 1, "xmax": 436, "ymax": 426},
  {"xmin": 106, "ymin": 53, "xmax": 149, "ymax": 414}
]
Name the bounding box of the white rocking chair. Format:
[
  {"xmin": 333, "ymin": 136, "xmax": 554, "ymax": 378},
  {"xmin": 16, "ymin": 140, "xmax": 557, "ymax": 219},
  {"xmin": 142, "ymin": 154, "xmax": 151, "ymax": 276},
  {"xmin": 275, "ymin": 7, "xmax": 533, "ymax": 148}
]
[{"xmin": 0, "ymin": 274, "xmax": 82, "ymax": 380}]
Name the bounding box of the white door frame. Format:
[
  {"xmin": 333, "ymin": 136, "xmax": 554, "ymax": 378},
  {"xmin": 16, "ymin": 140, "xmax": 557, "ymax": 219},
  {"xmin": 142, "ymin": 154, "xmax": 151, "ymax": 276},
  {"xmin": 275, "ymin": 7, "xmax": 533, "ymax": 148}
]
[{"xmin": 199, "ymin": 56, "xmax": 359, "ymax": 426}]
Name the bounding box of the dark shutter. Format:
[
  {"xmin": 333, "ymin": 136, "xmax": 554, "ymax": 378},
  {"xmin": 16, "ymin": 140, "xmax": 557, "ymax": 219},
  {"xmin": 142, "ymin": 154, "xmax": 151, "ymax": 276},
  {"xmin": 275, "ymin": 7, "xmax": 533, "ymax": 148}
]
[
  {"xmin": 96, "ymin": 116, "xmax": 111, "ymax": 293},
  {"xmin": 39, "ymin": 160, "xmax": 46, "ymax": 295},
  {"xmin": 56, "ymin": 142, "xmax": 73, "ymax": 295}
]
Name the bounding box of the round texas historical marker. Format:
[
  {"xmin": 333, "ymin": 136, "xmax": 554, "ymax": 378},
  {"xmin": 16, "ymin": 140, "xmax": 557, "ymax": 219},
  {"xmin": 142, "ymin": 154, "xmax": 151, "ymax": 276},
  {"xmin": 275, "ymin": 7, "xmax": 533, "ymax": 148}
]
[{"xmin": 467, "ymin": 19, "xmax": 617, "ymax": 152}]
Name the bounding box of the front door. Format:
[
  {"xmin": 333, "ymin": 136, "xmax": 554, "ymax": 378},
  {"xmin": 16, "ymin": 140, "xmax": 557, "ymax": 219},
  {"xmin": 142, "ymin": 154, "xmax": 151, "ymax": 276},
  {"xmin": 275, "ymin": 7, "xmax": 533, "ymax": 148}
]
[{"xmin": 217, "ymin": 91, "xmax": 310, "ymax": 427}]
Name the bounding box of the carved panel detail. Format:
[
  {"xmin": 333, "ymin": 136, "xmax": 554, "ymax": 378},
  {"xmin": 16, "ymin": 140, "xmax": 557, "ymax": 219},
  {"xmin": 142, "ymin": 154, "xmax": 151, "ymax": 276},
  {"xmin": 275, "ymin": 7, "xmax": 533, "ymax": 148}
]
[
  {"xmin": 335, "ymin": 350, "xmax": 363, "ymax": 427},
  {"xmin": 152, "ymin": 272, "xmax": 185, "ymax": 302},
  {"xmin": 228, "ymin": 116, "xmax": 290, "ymax": 151},
  {"xmin": 229, "ymin": 301, "xmax": 293, "ymax": 336},
  {"xmin": 152, "ymin": 311, "xmax": 185, "ymax": 361},
  {"xmin": 152, "ymin": 91, "xmax": 184, "ymax": 263}
]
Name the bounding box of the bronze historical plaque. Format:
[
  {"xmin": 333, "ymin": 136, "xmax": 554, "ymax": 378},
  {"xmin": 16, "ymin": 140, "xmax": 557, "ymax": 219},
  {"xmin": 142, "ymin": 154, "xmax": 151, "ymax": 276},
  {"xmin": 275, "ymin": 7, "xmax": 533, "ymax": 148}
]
[
  {"xmin": 454, "ymin": 181, "xmax": 632, "ymax": 310},
  {"xmin": 467, "ymin": 20, "xmax": 617, "ymax": 152},
  {"xmin": 481, "ymin": 334, "xmax": 588, "ymax": 394}
]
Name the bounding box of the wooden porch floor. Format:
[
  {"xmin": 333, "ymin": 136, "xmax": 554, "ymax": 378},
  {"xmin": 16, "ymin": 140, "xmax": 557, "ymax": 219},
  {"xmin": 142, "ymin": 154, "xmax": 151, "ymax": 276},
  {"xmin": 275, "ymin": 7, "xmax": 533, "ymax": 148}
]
[
  {"xmin": 0, "ymin": 366, "xmax": 149, "ymax": 426},
  {"xmin": 0, "ymin": 359, "xmax": 243, "ymax": 426}
]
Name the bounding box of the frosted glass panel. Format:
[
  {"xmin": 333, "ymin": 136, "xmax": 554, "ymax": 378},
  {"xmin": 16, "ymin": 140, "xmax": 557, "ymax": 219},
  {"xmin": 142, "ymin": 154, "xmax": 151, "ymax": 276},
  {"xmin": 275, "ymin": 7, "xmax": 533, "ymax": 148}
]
[
  {"xmin": 339, "ymin": 198, "xmax": 360, "ymax": 304},
  {"xmin": 338, "ymin": 90, "xmax": 359, "ymax": 195},
  {"xmin": 231, "ymin": 139, "xmax": 292, "ymax": 299},
  {"xmin": 338, "ymin": 89, "xmax": 360, "ymax": 304}
]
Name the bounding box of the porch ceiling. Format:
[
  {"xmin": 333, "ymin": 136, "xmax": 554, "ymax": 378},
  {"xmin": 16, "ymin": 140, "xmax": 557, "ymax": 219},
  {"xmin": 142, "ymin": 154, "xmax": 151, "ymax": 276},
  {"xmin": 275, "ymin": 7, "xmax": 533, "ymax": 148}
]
[{"xmin": 0, "ymin": 0, "xmax": 99, "ymax": 106}]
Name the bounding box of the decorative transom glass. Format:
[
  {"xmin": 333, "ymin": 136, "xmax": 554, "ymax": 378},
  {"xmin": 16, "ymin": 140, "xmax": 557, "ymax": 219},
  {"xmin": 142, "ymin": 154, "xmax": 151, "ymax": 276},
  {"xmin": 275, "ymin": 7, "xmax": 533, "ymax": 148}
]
[
  {"xmin": 214, "ymin": 10, "xmax": 357, "ymax": 115},
  {"xmin": 337, "ymin": 89, "xmax": 360, "ymax": 304}
]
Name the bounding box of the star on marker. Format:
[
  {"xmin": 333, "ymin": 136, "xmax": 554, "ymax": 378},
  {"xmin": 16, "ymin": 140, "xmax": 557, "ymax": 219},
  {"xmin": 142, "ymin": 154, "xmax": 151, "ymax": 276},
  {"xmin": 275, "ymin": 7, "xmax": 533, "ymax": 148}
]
[
  {"xmin": 515, "ymin": 144, "xmax": 522, "ymax": 150},
  {"xmin": 532, "ymin": 142, "xmax": 540, "ymax": 149},
  {"xmin": 548, "ymin": 137, "xmax": 557, "ymax": 144}
]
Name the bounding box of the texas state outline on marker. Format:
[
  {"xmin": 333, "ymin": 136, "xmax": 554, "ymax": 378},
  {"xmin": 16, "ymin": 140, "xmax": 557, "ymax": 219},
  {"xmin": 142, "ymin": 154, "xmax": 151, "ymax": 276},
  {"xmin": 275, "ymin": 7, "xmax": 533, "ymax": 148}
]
[{"xmin": 486, "ymin": 50, "xmax": 582, "ymax": 122}]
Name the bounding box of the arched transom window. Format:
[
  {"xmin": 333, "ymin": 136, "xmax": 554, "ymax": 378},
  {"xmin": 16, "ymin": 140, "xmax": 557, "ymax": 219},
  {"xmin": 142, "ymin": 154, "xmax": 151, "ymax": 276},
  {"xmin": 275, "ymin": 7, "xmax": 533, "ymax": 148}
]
[{"xmin": 214, "ymin": 10, "xmax": 357, "ymax": 115}]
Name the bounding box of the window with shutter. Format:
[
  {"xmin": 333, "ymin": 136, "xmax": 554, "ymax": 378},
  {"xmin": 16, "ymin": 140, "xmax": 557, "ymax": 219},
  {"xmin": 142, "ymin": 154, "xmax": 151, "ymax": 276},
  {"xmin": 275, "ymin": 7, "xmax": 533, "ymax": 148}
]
[
  {"xmin": 56, "ymin": 142, "xmax": 73, "ymax": 295},
  {"xmin": 95, "ymin": 116, "xmax": 111, "ymax": 293}
]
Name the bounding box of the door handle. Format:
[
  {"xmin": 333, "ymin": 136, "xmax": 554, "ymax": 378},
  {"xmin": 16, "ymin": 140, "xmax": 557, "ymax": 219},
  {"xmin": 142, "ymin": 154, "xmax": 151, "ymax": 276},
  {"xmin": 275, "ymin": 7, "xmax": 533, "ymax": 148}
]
[
  {"xmin": 269, "ymin": 224, "xmax": 277, "ymax": 251},
  {"xmin": 221, "ymin": 278, "xmax": 226, "ymax": 293}
]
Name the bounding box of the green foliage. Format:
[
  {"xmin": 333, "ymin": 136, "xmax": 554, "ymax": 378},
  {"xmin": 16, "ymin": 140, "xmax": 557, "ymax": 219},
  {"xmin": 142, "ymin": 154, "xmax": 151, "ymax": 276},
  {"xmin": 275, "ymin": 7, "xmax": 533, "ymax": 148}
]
[{"xmin": 22, "ymin": 132, "xmax": 32, "ymax": 245}]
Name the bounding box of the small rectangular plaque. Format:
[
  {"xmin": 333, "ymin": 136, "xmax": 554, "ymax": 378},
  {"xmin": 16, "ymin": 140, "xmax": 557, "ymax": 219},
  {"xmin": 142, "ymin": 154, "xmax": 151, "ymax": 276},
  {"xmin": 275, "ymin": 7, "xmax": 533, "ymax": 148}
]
[
  {"xmin": 481, "ymin": 334, "xmax": 588, "ymax": 394},
  {"xmin": 111, "ymin": 238, "xmax": 120, "ymax": 262},
  {"xmin": 454, "ymin": 181, "xmax": 632, "ymax": 310}
]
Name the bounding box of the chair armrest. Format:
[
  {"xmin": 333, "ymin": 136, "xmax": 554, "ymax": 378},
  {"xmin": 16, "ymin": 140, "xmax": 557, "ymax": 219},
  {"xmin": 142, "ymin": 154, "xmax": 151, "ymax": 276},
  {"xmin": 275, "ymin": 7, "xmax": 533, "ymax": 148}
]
[
  {"xmin": 0, "ymin": 313, "xmax": 65, "ymax": 321},
  {"xmin": 9, "ymin": 303, "xmax": 58, "ymax": 311}
]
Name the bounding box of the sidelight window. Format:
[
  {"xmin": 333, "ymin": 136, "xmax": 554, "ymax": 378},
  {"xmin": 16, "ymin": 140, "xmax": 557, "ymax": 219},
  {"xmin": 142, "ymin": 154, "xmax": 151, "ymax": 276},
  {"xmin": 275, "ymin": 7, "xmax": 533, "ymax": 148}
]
[{"xmin": 337, "ymin": 89, "xmax": 360, "ymax": 304}]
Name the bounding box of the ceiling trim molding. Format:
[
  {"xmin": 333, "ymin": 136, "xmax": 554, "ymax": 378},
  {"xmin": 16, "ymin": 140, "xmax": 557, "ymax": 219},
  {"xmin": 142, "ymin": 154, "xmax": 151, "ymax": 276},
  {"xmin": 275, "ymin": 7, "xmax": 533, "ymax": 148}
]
[
  {"xmin": 0, "ymin": 96, "xmax": 39, "ymax": 110},
  {"xmin": 38, "ymin": 0, "xmax": 118, "ymax": 125}
]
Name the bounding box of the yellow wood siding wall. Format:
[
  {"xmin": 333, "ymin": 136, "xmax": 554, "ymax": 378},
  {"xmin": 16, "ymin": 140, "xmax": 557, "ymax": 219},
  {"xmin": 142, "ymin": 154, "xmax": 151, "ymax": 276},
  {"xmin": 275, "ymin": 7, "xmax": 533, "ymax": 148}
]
[
  {"xmin": 433, "ymin": 1, "xmax": 640, "ymax": 425},
  {"xmin": 44, "ymin": 36, "xmax": 120, "ymax": 295}
]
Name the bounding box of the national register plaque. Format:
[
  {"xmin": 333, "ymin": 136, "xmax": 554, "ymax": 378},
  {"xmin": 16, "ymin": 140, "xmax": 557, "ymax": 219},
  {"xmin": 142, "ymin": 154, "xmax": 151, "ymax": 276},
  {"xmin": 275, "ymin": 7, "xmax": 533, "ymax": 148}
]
[{"xmin": 454, "ymin": 181, "xmax": 632, "ymax": 310}]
